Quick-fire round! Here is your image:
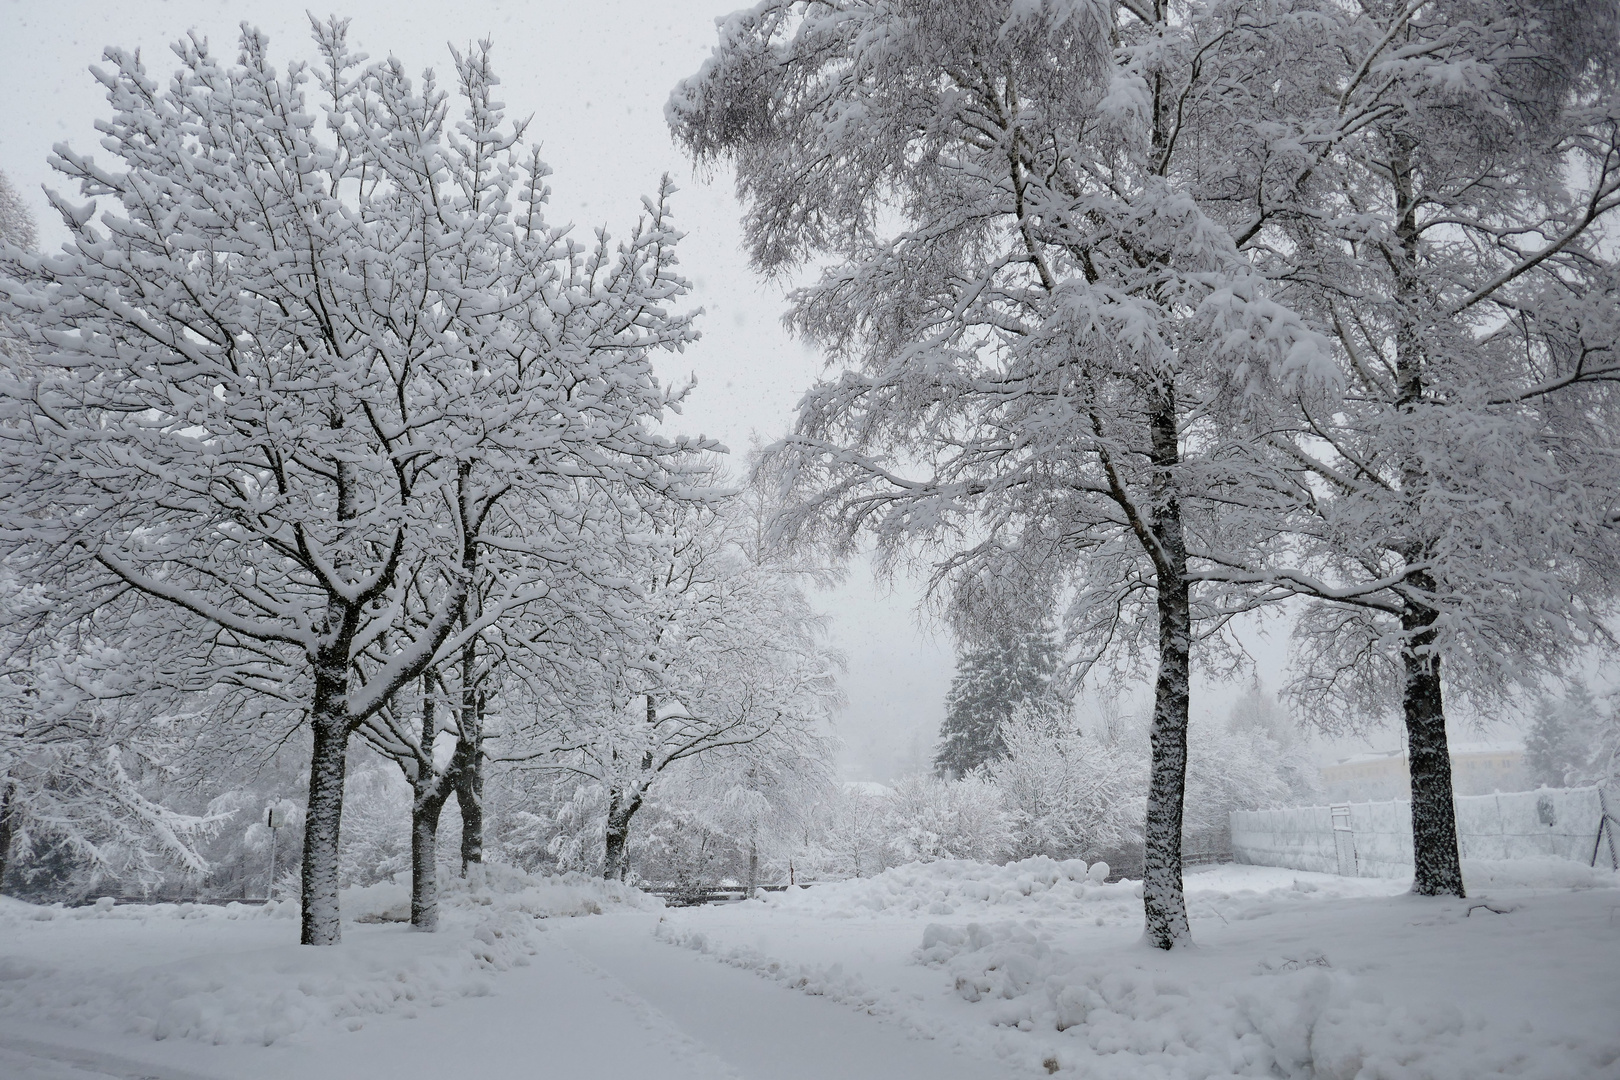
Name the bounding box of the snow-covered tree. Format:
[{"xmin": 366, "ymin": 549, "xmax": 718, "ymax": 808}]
[
  {"xmin": 0, "ymin": 23, "xmax": 702, "ymax": 942},
  {"xmin": 988, "ymin": 710, "xmax": 1142, "ymax": 860},
  {"xmin": 656, "ymin": 723, "xmax": 838, "ymax": 893},
  {"xmin": 1223, "ymin": 684, "xmax": 1318, "ymax": 804},
  {"xmin": 1241, "ymin": 1, "xmax": 1620, "ymax": 897},
  {"xmin": 808, "ymin": 783, "xmax": 895, "ymax": 879},
  {"xmin": 1184, "ymin": 724, "xmax": 1298, "ymax": 837},
  {"xmin": 1526, "ymin": 681, "xmax": 1617, "ymax": 789},
  {"xmin": 0, "ymin": 171, "xmax": 35, "ymax": 268},
  {"xmin": 533, "ymin": 488, "xmax": 842, "ymax": 881},
  {"xmin": 671, "ymin": 0, "xmax": 1329, "ymax": 947},
  {"xmin": 936, "ymin": 627, "xmax": 1065, "ymax": 777},
  {"xmin": 0, "ymin": 577, "xmax": 213, "ymax": 897}
]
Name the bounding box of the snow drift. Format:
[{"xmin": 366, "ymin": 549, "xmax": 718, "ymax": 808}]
[{"xmin": 0, "ymin": 868, "xmax": 659, "ymax": 1046}]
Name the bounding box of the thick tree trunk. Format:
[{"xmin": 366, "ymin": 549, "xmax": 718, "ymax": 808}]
[
  {"xmin": 411, "ymin": 786, "xmax": 450, "ymax": 930},
  {"xmin": 1402, "ymin": 598, "xmax": 1465, "ymax": 897},
  {"xmin": 0, "ymin": 774, "xmax": 15, "ymax": 894},
  {"xmin": 455, "ymin": 633, "xmax": 484, "ymax": 877},
  {"xmin": 1142, "ymin": 398, "xmax": 1193, "ymax": 950},
  {"xmin": 603, "ymin": 787, "xmax": 643, "ymax": 882},
  {"xmin": 301, "ymin": 693, "xmax": 349, "ymax": 946},
  {"xmin": 455, "ymin": 764, "xmax": 483, "ymax": 877},
  {"xmin": 1144, "ymin": 573, "xmax": 1193, "ymax": 948},
  {"xmin": 1387, "ymin": 137, "xmax": 1464, "ymax": 899}
]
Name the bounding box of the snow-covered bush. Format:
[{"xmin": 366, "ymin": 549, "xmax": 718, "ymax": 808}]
[
  {"xmin": 802, "ymin": 783, "xmax": 897, "ymax": 880},
  {"xmin": 988, "ymin": 715, "xmax": 1143, "ymax": 861},
  {"xmin": 884, "ymin": 774, "xmax": 1010, "ymax": 865},
  {"xmin": 1185, "ymin": 724, "xmax": 1310, "ymax": 838}
]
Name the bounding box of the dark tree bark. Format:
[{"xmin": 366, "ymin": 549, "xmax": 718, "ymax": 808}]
[
  {"xmin": 455, "ymin": 764, "xmax": 483, "ymax": 876},
  {"xmin": 410, "ymin": 783, "xmax": 451, "ymax": 930},
  {"xmin": 456, "ymin": 677, "xmax": 485, "ymax": 877},
  {"xmin": 603, "ymin": 785, "xmax": 643, "ymax": 882},
  {"xmin": 1141, "ymin": 400, "xmax": 1193, "ymax": 950},
  {"xmin": 0, "ymin": 774, "xmax": 15, "ymax": 894},
  {"xmin": 603, "ymin": 695, "xmax": 660, "ymax": 881},
  {"xmin": 396, "ymin": 671, "xmax": 484, "ymax": 929},
  {"xmin": 1389, "ymin": 136, "xmax": 1465, "ymax": 899},
  {"xmin": 301, "ymin": 673, "xmax": 350, "ymax": 946},
  {"xmin": 1402, "ymin": 595, "xmax": 1465, "ymax": 896}
]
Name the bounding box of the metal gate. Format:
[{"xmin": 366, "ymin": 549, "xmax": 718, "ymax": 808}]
[{"xmin": 1331, "ymin": 804, "xmax": 1358, "ymax": 877}]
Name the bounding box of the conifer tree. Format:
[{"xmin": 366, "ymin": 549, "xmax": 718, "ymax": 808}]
[{"xmin": 935, "ymin": 628, "xmax": 1062, "ymax": 777}]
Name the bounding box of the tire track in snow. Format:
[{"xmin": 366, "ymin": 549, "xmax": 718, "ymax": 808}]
[{"xmin": 0, "ymin": 1038, "xmax": 223, "ymax": 1080}]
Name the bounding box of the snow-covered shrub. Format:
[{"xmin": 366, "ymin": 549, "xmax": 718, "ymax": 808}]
[
  {"xmin": 885, "ymin": 774, "xmax": 1010, "ymax": 864},
  {"xmin": 1185, "ymin": 724, "xmax": 1303, "ymax": 837},
  {"xmin": 799, "ymin": 783, "xmax": 897, "ymax": 880},
  {"xmin": 989, "ymin": 715, "xmax": 1143, "ymax": 861},
  {"xmin": 338, "ymin": 767, "xmax": 413, "ymax": 887}
]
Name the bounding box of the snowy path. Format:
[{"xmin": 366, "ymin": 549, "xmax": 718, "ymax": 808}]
[
  {"xmin": 0, "ymin": 911, "xmax": 1005, "ymax": 1080},
  {"xmin": 551, "ymin": 913, "xmax": 999, "ymax": 1080}
]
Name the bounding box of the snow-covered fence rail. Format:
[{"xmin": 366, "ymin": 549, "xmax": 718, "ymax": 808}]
[{"xmin": 1230, "ymin": 786, "xmax": 1618, "ymax": 878}]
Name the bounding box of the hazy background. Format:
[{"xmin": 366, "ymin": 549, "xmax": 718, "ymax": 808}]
[{"xmin": 2, "ymin": 0, "xmax": 1514, "ymax": 779}]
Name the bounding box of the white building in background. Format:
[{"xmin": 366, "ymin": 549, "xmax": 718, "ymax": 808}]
[{"xmin": 1321, "ymin": 744, "xmax": 1528, "ymax": 802}]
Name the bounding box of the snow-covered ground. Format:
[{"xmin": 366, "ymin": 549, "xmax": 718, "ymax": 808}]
[
  {"xmin": 658, "ymin": 858, "xmax": 1620, "ymax": 1078},
  {"xmin": 1, "ymin": 861, "xmax": 1616, "ymax": 1078}
]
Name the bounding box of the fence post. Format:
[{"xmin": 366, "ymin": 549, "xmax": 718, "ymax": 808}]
[{"xmin": 1593, "ymin": 788, "xmax": 1619, "ymax": 871}]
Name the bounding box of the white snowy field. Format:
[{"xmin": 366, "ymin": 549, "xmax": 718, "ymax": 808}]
[
  {"xmin": 659, "ymin": 858, "xmax": 1620, "ymax": 1079},
  {"xmin": 1, "ymin": 861, "xmax": 1617, "ymax": 1079}
]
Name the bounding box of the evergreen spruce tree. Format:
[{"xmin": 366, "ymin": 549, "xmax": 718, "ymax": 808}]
[
  {"xmin": 935, "ymin": 628, "xmax": 1062, "ymax": 778},
  {"xmin": 1525, "ymin": 682, "xmax": 1597, "ymax": 789}
]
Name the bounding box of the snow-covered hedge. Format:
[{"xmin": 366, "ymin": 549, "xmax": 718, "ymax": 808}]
[
  {"xmin": 343, "ymin": 864, "xmax": 663, "ymax": 923},
  {"xmin": 763, "ymin": 857, "xmax": 1119, "ymax": 918}
]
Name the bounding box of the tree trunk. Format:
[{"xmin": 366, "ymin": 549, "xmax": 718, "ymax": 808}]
[
  {"xmin": 455, "ymin": 632, "xmax": 484, "ymax": 878},
  {"xmin": 1144, "ymin": 572, "xmax": 1193, "ymax": 948},
  {"xmin": 0, "ymin": 774, "xmax": 15, "ymax": 895},
  {"xmin": 1387, "ymin": 135, "xmax": 1464, "ymax": 899},
  {"xmin": 603, "ymin": 786, "xmax": 642, "ymax": 882},
  {"xmin": 1402, "ymin": 596, "xmax": 1466, "ymax": 897},
  {"xmin": 300, "ymin": 696, "xmax": 349, "ymax": 946},
  {"xmin": 411, "ymin": 785, "xmax": 450, "ymax": 931},
  {"xmin": 455, "ymin": 694, "xmax": 485, "ymax": 879},
  {"xmin": 1142, "ymin": 398, "xmax": 1193, "ymax": 950},
  {"xmin": 455, "ymin": 761, "xmax": 483, "ymax": 878},
  {"xmin": 747, "ymin": 835, "xmax": 759, "ymax": 899}
]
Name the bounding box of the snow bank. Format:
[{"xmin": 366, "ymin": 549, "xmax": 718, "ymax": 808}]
[
  {"xmin": 771, "ymin": 857, "xmax": 1122, "ymax": 918},
  {"xmin": 1460, "ymin": 857, "xmax": 1619, "ymax": 891},
  {"xmin": 0, "ymin": 867, "xmax": 660, "ymax": 1047},
  {"xmin": 768, "ymin": 857, "xmax": 1398, "ymax": 921},
  {"xmin": 344, "ymin": 864, "xmax": 663, "ymax": 923},
  {"xmin": 661, "ymin": 863, "xmax": 1619, "ymax": 1078},
  {"xmin": 915, "ymin": 921, "xmax": 1617, "ymax": 1079}
]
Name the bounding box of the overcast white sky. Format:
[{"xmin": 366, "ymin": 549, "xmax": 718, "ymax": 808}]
[{"xmin": 1, "ymin": 0, "xmax": 1491, "ymax": 777}]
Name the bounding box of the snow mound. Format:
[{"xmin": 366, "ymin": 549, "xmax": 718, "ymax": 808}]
[
  {"xmin": 770, "ymin": 858, "xmax": 1400, "ymax": 921},
  {"xmin": 343, "ymin": 865, "xmax": 661, "ymax": 924},
  {"xmin": 0, "ymin": 908, "xmax": 534, "ymax": 1046},
  {"xmin": 914, "ymin": 919, "xmax": 1619, "ymax": 1078},
  {"xmin": 1461, "ymin": 858, "xmax": 1619, "ymax": 891},
  {"xmin": 772, "ymin": 857, "xmax": 1128, "ymax": 917},
  {"xmin": 0, "ymin": 893, "xmax": 300, "ymax": 924},
  {"xmin": 0, "ymin": 867, "xmax": 658, "ymax": 1047}
]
